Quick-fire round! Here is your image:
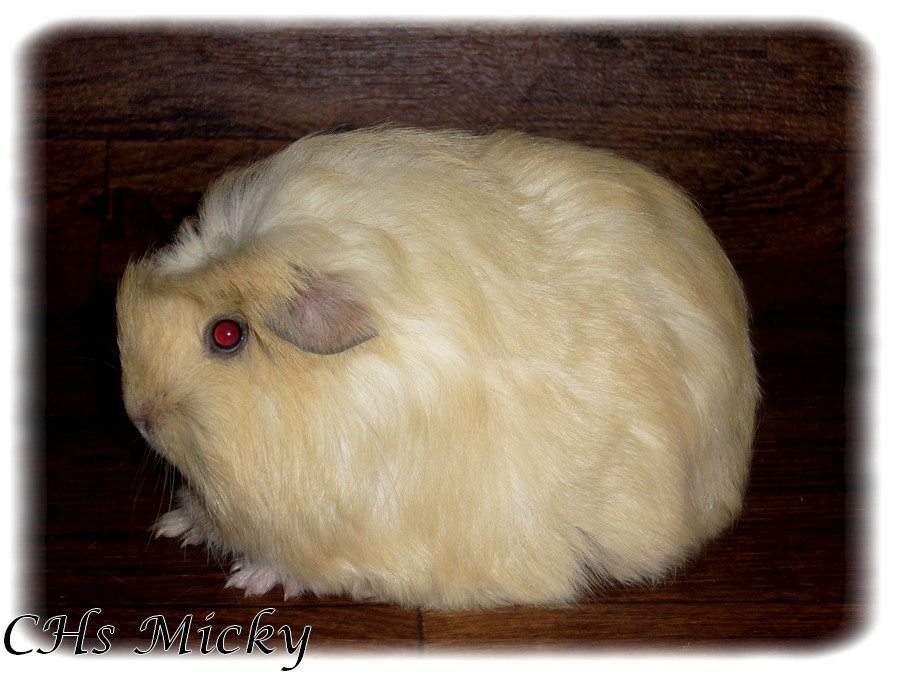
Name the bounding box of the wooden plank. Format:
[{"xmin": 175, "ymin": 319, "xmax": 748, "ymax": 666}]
[
  {"xmin": 33, "ymin": 140, "xmax": 106, "ymax": 316},
  {"xmin": 30, "ymin": 27, "xmax": 858, "ymax": 150},
  {"xmin": 421, "ymin": 602, "xmax": 860, "ymax": 647},
  {"xmin": 33, "ymin": 140, "xmax": 107, "ymax": 419}
]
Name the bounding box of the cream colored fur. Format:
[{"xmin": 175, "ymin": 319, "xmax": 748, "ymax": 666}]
[{"xmin": 116, "ymin": 127, "xmax": 758, "ymax": 609}]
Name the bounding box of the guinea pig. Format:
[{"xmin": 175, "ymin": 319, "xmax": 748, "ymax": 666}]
[{"xmin": 116, "ymin": 127, "xmax": 758, "ymax": 609}]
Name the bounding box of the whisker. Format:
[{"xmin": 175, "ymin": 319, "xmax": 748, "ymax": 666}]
[{"xmin": 130, "ymin": 444, "xmax": 155, "ymax": 520}]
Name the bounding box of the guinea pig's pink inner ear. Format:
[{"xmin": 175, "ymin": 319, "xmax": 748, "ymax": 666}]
[{"xmin": 266, "ymin": 273, "xmax": 377, "ymax": 355}]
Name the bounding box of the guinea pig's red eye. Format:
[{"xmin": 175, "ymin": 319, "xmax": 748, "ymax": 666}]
[{"xmin": 208, "ymin": 318, "xmax": 246, "ymax": 354}]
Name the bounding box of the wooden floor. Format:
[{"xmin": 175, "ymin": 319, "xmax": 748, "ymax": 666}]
[{"xmin": 29, "ymin": 26, "xmax": 862, "ymax": 651}]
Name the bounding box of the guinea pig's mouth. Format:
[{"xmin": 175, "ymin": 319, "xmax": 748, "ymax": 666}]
[
  {"xmin": 127, "ymin": 406, "xmax": 204, "ymax": 476},
  {"xmin": 134, "ymin": 419, "xmax": 154, "ymax": 445},
  {"xmin": 126, "ymin": 404, "xmax": 166, "ymax": 452},
  {"xmin": 125, "ymin": 397, "xmax": 183, "ymax": 453},
  {"xmin": 131, "ymin": 416, "xmax": 160, "ymax": 450}
]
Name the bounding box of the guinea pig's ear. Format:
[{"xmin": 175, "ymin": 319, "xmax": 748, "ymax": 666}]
[{"xmin": 266, "ymin": 271, "xmax": 377, "ymax": 355}]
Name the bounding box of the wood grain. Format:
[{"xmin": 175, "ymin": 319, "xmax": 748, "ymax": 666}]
[
  {"xmin": 421, "ymin": 602, "xmax": 859, "ymax": 648},
  {"xmin": 31, "ymin": 26, "xmax": 861, "ymax": 650},
  {"xmin": 30, "ymin": 27, "xmax": 858, "ymax": 149}
]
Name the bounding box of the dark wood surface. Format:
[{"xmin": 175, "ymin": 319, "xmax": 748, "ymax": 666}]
[{"xmin": 27, "ymin": 25, "xmax": 862, "ymax": 652}]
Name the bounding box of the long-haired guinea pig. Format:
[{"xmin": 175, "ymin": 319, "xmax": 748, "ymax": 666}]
[{"xmin": 116, "ymin": 127, "xmax": 758, "ymax": 609}]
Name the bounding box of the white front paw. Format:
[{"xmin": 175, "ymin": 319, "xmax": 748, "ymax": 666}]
[
  {"xmin": 153, "ymin": 507, "xmax": 189, "ymax": 539},
  {"xmin": 152, "ymin": 507, "xmax": 201, "ymax": 545},
  {"xmin": 151, "ymin": 487, "xmax": 220, "ymax": 548},
  {"xmin": 225, "ymin": 557, "xmax": 305, "ymax": 600}
]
